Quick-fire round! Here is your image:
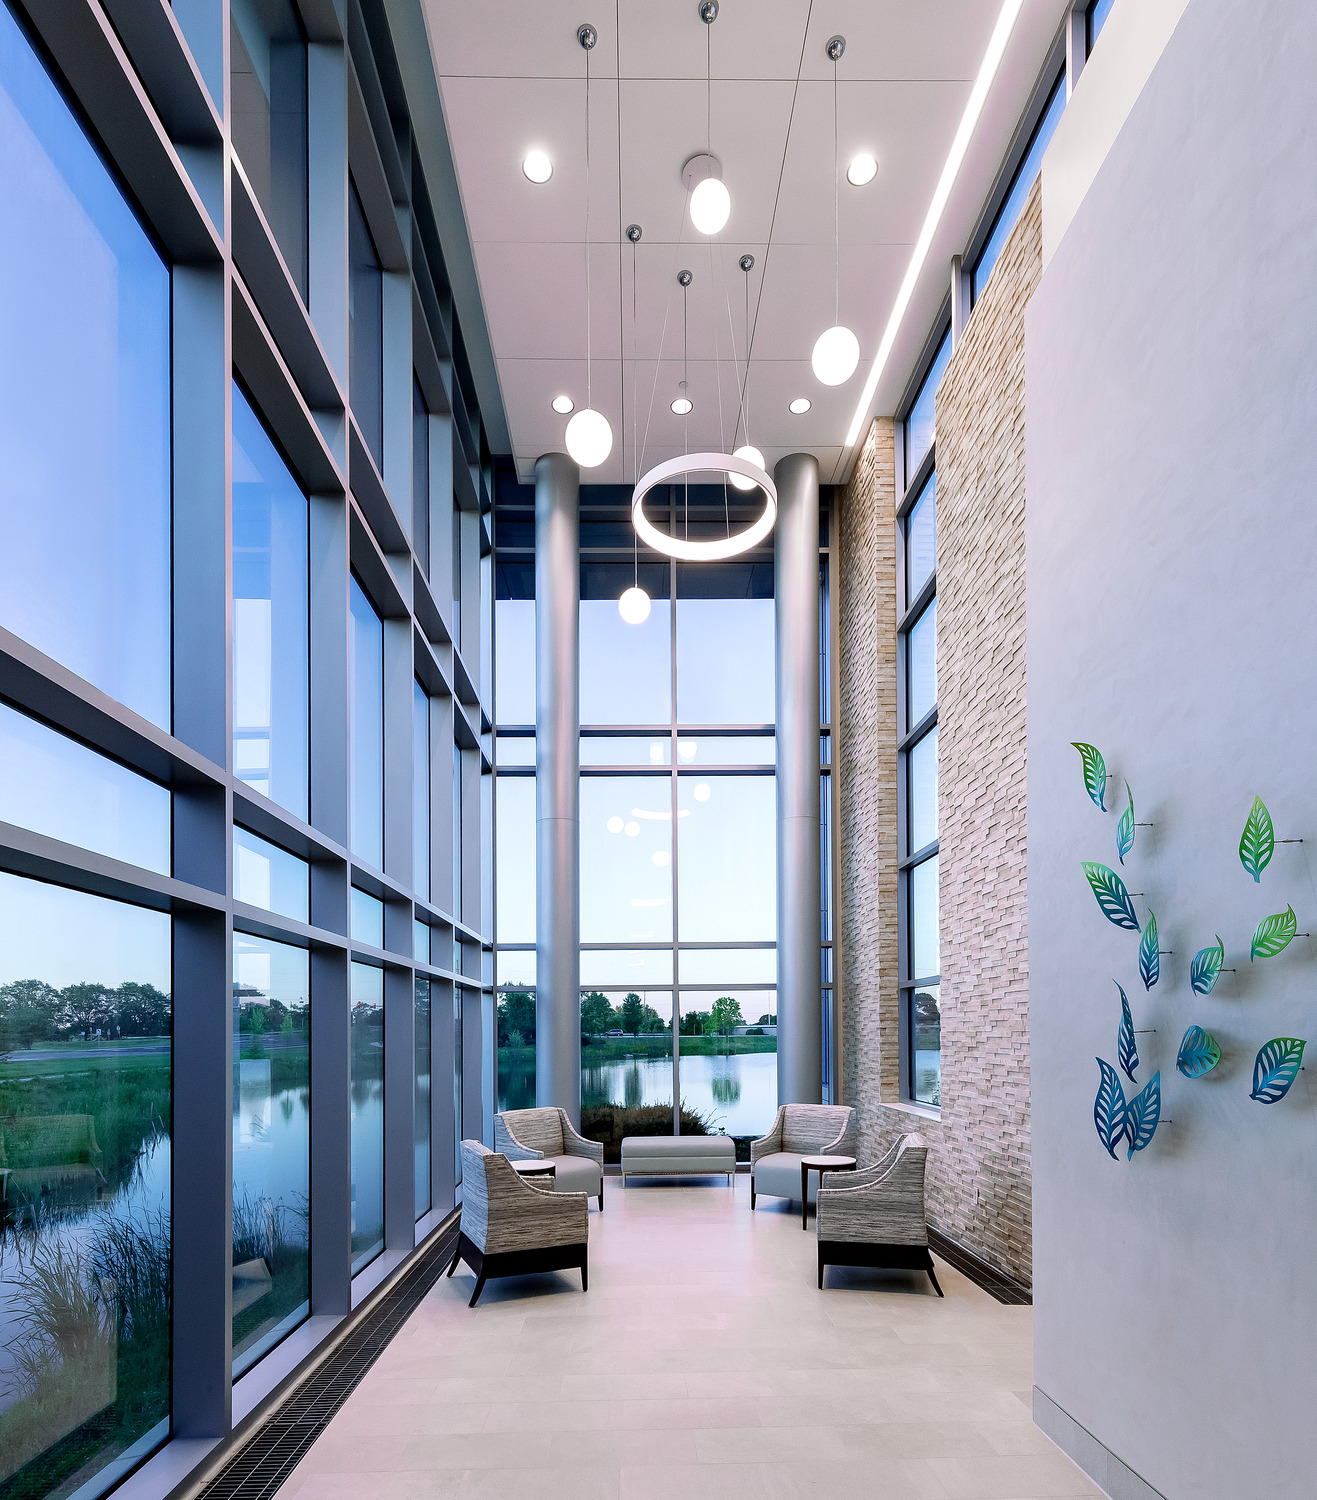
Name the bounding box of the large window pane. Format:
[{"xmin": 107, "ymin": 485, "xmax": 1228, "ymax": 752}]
[
  {"xmin": 0, "ymin": 701, "xmax": 169, "ymax": 874},
  {"xmin": 495, "ymin": 600, "xmax": 535, "ymax": 725},
  {"xmin": 350, "ymin": 887, "xmax": 384, "ymax": 949},
  {"xmin": 495, "ymin": 777, "xmax": 534, "ymax": 942},
  {"xmin": 678, "ymin": 949, "xmax": 776, "ymax": 985},
  {"xmin": 679, "ymin": 736, "xmax": 774, "ymax": 766},
  {"xmin": 677, "ymin": 988, "xmax": 777, "ymax": 1140},
  {"xmin": 0, "ymin": 873, "xmax": 171, "ymax": 1497},
  {"xmin": 907, "ymin": 598, "xmax": 937, "ymax": 726},
  {"xmin": 579, "ymin": 990, "xmax": 673, "ymax": 1161},
  {"xmin": 412, "ymin": 376, "xmax": 429, "ymax": 574},
  {"xmin": 580, "ymin": 737, "xmax": 671, "ymax": 767},
  {"xmin": 580, "ymin": 777, "xmax": 673, "ymax": 943},
  {"xmin": 579, "ymin": 950, "xmax": 674, "ymax": 987},
  {"xmin": 230, "ymin": 0, "xmax": 307, "ymax": 298},
  {"xmin": 233, "ymin": 827, "xmax": 309, "ymax": 922},
  {"xmin": 452, "ymin": 742, "xmax": 464, "ymax": 920},
  {"xmin": 496, "ymin": 986, "xmax": 535, "ymax": 1112},
  {"xmin": 908, "ymin": 726, "xmax": 939, "ymax": 855},
  {"xmin": 348, "ymin": 181, "xmax": 383, "ymax": 469},
  {"xmin": 1088, "ymin": 0, "xmax": 1115, "ymax": 50},
  {"xmin": 911, "ymin": 983, "xmax": 941, "ymax": 1107},
  {"xmin": 349, "ymin": 576, "xmax": 384, "ymax": 868},
  {"xmin": 905, "ymin": 472, "xmax": 937, "ymax": 602},
  {"xmin": 233, "ymin": 385, "xmax": 309, "ymax": 819},
  {"xmin": 414, "ymin": 977, "xmax": 431, "ymax": 1216},
  {"xmin": 677, "ymin": 776, "xmax": 776, "ymax": 942},
  {"xmin": 0, "ymin": 5, "xmax": 170, "ymax": 726},
  {"xmin": 580, "ymin": 599, "xmax": 671, "ymax": 726},
  {"xmin": 904, "ymin": 328, "xmax": 951, "ymax": 477},
  {"xmin": 910, "ymin": 854, "xmax": 940, "ymax": 981},
  {"xmin": 232, "ymin": 933, "xmax": 309, "ymax": 1375},
  {"xmin": 676, "ymin": 600, "xmax": 775, "ymax": 724},
  {"xmin": 349, "ymin": 962, "xmax": 384, "ymax": 1272},
  {"xmin": 413, "ymin": 680, "xmax": 430, "ymax": 900}
]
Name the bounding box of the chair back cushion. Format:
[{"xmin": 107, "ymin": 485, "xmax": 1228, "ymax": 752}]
[
  {"xmin": 816, "ymin": 1134, "xmax": 929, "ymax": 1246},
  {"xmin": 780, "ymin": 1103, "xmax": 853, "ymax": 1155},
  {"xmin": 459, "ymin": 1140, "xmax": 493, "ymax": 1250},
  {"xmin": 500, "ymin": 1107, "xmax": 565, "ymax": 1157}
]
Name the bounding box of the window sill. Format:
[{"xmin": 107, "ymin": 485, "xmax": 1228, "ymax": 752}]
[{"xmin": 882, "ymin": 1099, "xmax": 941, "ymax": 1122}]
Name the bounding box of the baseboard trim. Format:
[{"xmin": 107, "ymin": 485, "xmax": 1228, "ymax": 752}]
[
  {"xmin": 926, "ymin": 1224, "xmax": 1032, "ymax": 1304},
  {"xmin": 1033, "ymin": 1387, "xmax": 1166, "ymax": 1500}
]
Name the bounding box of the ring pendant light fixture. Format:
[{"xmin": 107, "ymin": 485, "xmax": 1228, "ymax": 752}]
[
  {"xmin": 564, "ymin": 22, "xmax": 614, "ymax": 468},
  {"xmin": 811, "ymin": 35, "xmax": 860, "ymax": 387},
  {"xmin": 632, "ymin": 452, "xmax": 777, "ymax": 562}
]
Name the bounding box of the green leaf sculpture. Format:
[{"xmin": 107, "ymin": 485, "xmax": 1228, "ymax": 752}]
[
  {"xmin": 1238, "ymin": 796, "xmax": 1275, "ymax": 883},
  {"xmin": 1072, "ymin": 743, "xmax": 1107, "ymax": 811},
  {"xmin": 1250, "ymin": 905, "xmax": 1297, "ymax": 961},
  {"xmin": 1176, "ymin": 1025, "xmax": 1221, "ymax": 1079},
  {"xmin": 1250, "ymin": 1038, "xmax": 1306, "ymax": 1103},
  {"xmin": 1138, "ymin": 909, "xmax": 1160, "ymax": 990},
  {"xmin": 1116, "ymin": 782, "xmax": 1135, "ymax": 865},
  {"xmin": 1190, "ymin": 936, "xmax": 1224, "ymax": 995},
  {"xmin": 1081, "ymin": 862, "xmax": 1139, "ymax": 931}
]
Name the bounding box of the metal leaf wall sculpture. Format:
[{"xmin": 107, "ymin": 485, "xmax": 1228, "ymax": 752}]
[
  {"xmin": 1238, "ymin": 796, "xmax": 1275, "ymax": 883},
  {"xmin": 1082, "ymin": 862, "xmax": 1140, "ymax": 930},
  {"xmin": 1116, "ymin": 983, "xmax": 1139, "ymax": 1081},
  {"xmin": 1116, "ymin": 783, "xmax": 1135, "ymax": 865},
  {"xmin": 1124, "ymin": 1072, "xmax": 1162, "ymax": 1158},
  {"xmin": 1190, "ymin": 936, "xmax": 1225, "ymax": 995},
  {"xmin": 1250, "ymin": 1038, "xmax": 1306, "ymax": 1103},
  {"xmin": 1138, "ymin": 909, "xmax": 1160, "ymax": 990},
  {"xmin": 1094, "ymin": 1058, "xmax": 1128, "ymax": 1158},
  {"xmin": 1072, "ymin": 743, "xmax": 1108, "ymax": 811},
  {"xmin": 1176, "ymin": 1025, "xmax": 1221, "ymax": 1079},
  {"xmin": 1250, "ymin": 906, "xmax": 1297, "ymax": 961}
]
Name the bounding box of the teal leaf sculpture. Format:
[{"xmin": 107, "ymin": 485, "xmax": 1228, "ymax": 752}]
[
  {"xmin": 1116, "ymin": 783, "xmax": 1135, "ymax": 865},
  {"xmin": 1190, "ymin": 936, "xmax": 1225, "ymax": 995},
  {"xmin": 1072, "ymin": 743, "xmax": 1107, "ymax": 811},
  {"xmin": 1082, "ymin": 862, "xmax": 1139, "ymax": 931},
  {"xmin": 1176, "ymin": 1025, "xmax": 1221, "ymax": 1079},
  {"xmin": 1250, "ymin": 905, "xmax": 1297, "ymax": 961},
  {"xmin": 1116, "ymin": 983, "xmax": 1139, "ymax": 1082},
  {"xmin": 1094, "ymin": 1059, "xmax": 1128, "ymax": 1158},
  {"xmin": 1125, "ymin": 1071, "xmax": 1161, "ymax": 1158},
  {"xmin": 1138, "ymin": 909, "xmax": 1160, "ymax": 990},
  {"xmin": 1250, "ymin": 1037, "xmax": 1306, "ymax": 1103},
  {"xmin": 1238, "ymin": 796, "xmax": 1275, "ymax": 883}
]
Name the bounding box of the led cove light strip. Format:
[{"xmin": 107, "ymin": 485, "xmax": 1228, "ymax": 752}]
[{"xmin": 843, "ymin": 0, "xmax": 1024, "ymax": 448}]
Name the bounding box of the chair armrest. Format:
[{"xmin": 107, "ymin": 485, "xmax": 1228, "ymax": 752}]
[
  {"xmin": 493, "ymin": 1114, "xmax": 542, "ymax": 1161},
  {"xmin": 850, "ymin": 1137, "xmax": 903, "ymax": 1183},
  {"xmin": 561, "ymin": 1115, "xmax": 605, "ymax": 1164},
  {"xmin": 821, "ymin": 1108, "xmax": 858, "ymax": 1159},
  {"xmin": 750, "ymin": 1106, "xmax": 786, "ymax": 1165}
]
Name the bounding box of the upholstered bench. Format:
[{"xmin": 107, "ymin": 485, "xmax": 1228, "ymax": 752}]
[{"xmin": 620, "ymin": 1133, "xmax": 736, "ymax": 1185}]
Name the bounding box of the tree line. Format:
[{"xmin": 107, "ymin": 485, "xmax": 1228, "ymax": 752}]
[
  {"xmin": 0, "ymin": 978, "xmax": 172, "ymax": 1050},
  {"xmin": 498, "ymin": 990, "xmax": 777, "ymax": 1047}
]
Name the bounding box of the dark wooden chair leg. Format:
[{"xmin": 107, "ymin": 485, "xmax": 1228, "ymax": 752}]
[
  {"xmin": 446, "ymin": 1248, "xmax": 461, "ymax": 1277},
  {"xmin": 468, "ymin": 1275, "xmax": 486, "ymax": 1308},
  {"xmin": 598, "ymin": 1178, "xmax": 604, "ymax": 1212},
  {"xmin": 817, "ymin": 1251, "xmax": 826, "ymax": 1290},
  {"xmin": 927, "ymin": 1264, "xmax": 944, "ymax": 1298},
  {"xmin": 750, "ymin": 1180, "xmax": 756, "ymax": 1209},
  {"xmin": 580, "ymin": 1254, "xmax": 589, "ymax": 1293}
]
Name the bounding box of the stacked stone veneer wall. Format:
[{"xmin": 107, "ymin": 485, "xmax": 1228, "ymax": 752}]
[{"xmin": 837, "ymin": 178, "xmax": 1040, "ymax": 1284}]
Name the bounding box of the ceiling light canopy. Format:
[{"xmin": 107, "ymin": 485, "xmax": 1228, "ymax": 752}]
[
  {"xmin": 551, "ymin": 394, "xmax": 574, "ymax": 414},
  {"xmin": 671, "ymin": 397, "xmax": 693, "ymax": 415},
  {"xmin": 789, "ymin": 397, "xmax": 811, "ymax": 415},
  {"xmin": 522, "ymin": 150, "xmax": 552, "ymax": 183},
  {"xmin": 812, "ymin": 324, "xmax": 860, "ymax": 386},
  {"xmin": 847, "ymin": 153, "xmax": 878, "ymax": 186},
  {"xmin": 632, "ymin": 452, "xmax": 776, "ymax": 561},
  {"xmin": 618, "ymin": 585, "xmax": 651, "ymax": 625},
  {"xmin": 565, "ymin": 407, "xmax": 612, "ymax": 468},
  {"xmin": 729, "ymin": 444, "xmax": 765, "ymax": 492}
]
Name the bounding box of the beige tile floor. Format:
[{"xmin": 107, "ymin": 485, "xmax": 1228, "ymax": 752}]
[{"xmin": 276, "ymin": 1180, "xmax": 1103, "ymax": 1500}]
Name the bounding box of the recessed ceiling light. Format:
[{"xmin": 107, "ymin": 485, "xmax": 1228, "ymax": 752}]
[
  {"xmin": 671, "ymin": 397, "xmax": 693, "ymax": 415},
  {"xmin": 551, "ymin": 394, "xmax": 574, "ymax": 414},
  {"xmin": 847, "ymin": 153, "xmax": 878, "ymax": 186},
  {"xmin": 522, "ymin": 150, "xmax": 553, "ymax": 183},
  {"xmin": 789, "ymin": 397, "xmax": 811, "ymax": 415}
]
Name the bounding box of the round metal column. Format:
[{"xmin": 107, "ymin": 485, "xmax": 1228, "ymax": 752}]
[
  {"xmin": 534, "ymin": 452, "xmax": 581, "ymax": 1123},
  {"xmin": 774, "ymin": 453, "xmax": 822, "ymax": 1105}
]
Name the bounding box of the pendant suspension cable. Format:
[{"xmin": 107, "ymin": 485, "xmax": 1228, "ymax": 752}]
[
  {"xmin": 615, "ymin": 0, "xmax": 625, "ymax": 477},
  {"xmin": 833, "ymin": 53, "xmax": 839, "ymax": 326},
  {"xmin": 585, "ymin": 38, "xmax": 593, "ymax": 407}
]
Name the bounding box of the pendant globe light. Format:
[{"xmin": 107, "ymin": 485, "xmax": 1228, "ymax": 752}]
[
  {"xmin": 811, "ymin": 36, "xmax": 860, "ymax": 387},
  {"xmin": 686, "ymin": 3, "xmax": 730, "ymax": 236},
  {"xmin": 565, "ymin": 23, "xmax": 613, "ymax": 468},
  {"xmin": 729, "ymin": 253, "xmax": 763, "ymax": 492}
]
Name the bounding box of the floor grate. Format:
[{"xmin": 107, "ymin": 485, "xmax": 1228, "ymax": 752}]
[
  {"xmin": 195, "ymin": 1224, "xmax": 459, "ymax": 1500},
  {"xmin": 928, "ymin": 1226, "xmax": 1032, "ymax": 1305}
]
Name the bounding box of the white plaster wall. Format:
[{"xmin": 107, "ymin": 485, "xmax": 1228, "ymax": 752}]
[{"xmin": 1025, "ymin": 0, "xmax": 1317, "ymax": 1495}]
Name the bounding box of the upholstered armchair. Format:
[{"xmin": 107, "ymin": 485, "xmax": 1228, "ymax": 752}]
[
  {"xmin": 750, "ymin": 1103, "xmax": 857, "ymax": 1209},
  {"xmin": 494, "ymin": 1106, "xmax": 605, "ymax": 1209},
  {"xmin": 447, "ymin": 1141, "xmax": 590, "ymax": 1306},
  {"xmin": 814, "ymin": 1133, "xmax": 942, "ymax": 1295}
]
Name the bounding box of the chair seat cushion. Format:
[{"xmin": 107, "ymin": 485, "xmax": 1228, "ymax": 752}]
[
  {"xmin": 545, "ymin": 1154, "xmax": 602, "ymax": 1196},
  {"xmin": 753, "ymin": 1151, "xmax": 825, "ymax": 1203}
]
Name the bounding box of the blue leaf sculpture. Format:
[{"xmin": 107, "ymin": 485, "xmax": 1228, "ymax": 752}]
[
  {"xmin": 1176, "ymin": 1025, "xmax": 1221, "ymax": 1079},
  {"xmin": 1116, "ymin": 983, "xmax": 1138, "ymax": 1082},
  {"xmin": 1094, "ymin": 1058, "xmax": 1128, "ymax": 1159},
  {"xmin": 1072, "ymin": 743, "xmax": 1107, "ymax": 811},
  {"xmin": 1190, "ymin": 936, "xmax": 1225, "ymax": 996},
  {"xmin": 1081, "ymin": 862, "xmax": 1140, "ymax": 931},
  {"xmin": 1116, "ymin": 782, "xmax": 1135, "ymax": 865},
  {"xmin": 1125, "ymin": 1071, "xmax": 1161, "ymax": 1158},
  {"xmin": 1138, "ymin": 909, "xmax": 1160, "ymax": 990},
  {"xmin": 1250, "ymin": 1037, "xmax": 1306, "ymax": 1103}
]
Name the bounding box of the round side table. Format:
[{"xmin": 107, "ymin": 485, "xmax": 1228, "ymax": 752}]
[
  {"xmin": 511, "ymin": 1158, "xmax": 556, "ymax": 1184},
  {"xmin": 799, "ymin": 1154, "xmax": 856, "ymax": 1229}
]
